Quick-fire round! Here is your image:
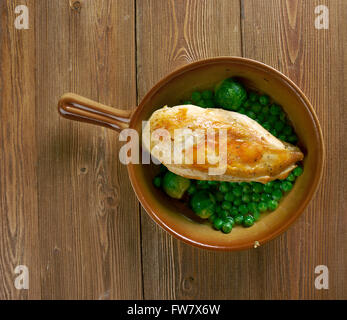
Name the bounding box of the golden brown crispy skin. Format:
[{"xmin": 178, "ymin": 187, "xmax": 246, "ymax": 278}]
[{"xmin": 143, "ymin": 105, "xmax": 304, "ymax": 183}]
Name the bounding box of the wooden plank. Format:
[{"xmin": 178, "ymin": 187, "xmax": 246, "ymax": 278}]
[
  {"xmin": 242, "ymin": 0, "xmax": 346, "ymax": 298},
  {"xmin": 136, "ymin": 0, "xmax": 246, "ymax": 299},
  {"xmin": 0, "ymin": 0, "xmax": 41, "ymax": 299},
  {"xmin": 35, "ymin": 0, "xmax": 142, "ymax": 299}
]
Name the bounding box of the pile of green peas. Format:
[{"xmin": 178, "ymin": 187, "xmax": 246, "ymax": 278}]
[{"xmin": 152, "ymin": 80, "xmax": 303, "ymax": 234}]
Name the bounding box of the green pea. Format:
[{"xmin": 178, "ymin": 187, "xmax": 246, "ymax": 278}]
[
  {"xmin": 262, "ymin": 105, "xmax": 270, "ymax": 114},
  {"xmin": 268, "ymin": 115, "xmax": 278, "ymax": 124},
  {"xmin": 224, "ymin": 192, "xmax": 235, "ymax": 202},
  {"xmin": 286, "ymin": 173, "xmax": 296, "ymax": 182},
  {"xmin": 246, "ymin": 110, "xmax": 257, "ymax": 120},
  {"xmin": 252, "ymin": 182, "xmax": 264, "ymax": 193},
  {"xmin": 279, "ymin": 111, "xmax": 286, "ymax": 122},
  {"xmin": 273, "ymin": 180, "xmax": 282, "ymax": 189},
  {"xmin": 215, "ymin": 191, "xmax": 225, "ymax": 202},
  {"xmin": 202, "ymin": 90, "xmax": 213, "ymax": 100},
  {"xmin": 222, "ymin": 201, "xmax": 232, "ymax": 211},
  {"xmin": 281, "ymin": 181, "xmax": 293, "ymax": 192},
  {"xmin": 248, "ymin": 202, "xmax": 258, "ymax": 214},
  {"xmin": 251, "ymin": 102, "xmax": 262, "ymax": 113},
  {"xmin": 257, "ymin": 113, "xmax": 266, "ymax": 123},
  {"xmin": 225, "ymin": 216, "xmax": 235, "ymax": 227},
  {"xmin": 259, "ymin": 95, "xmax": 270, "ymax": 106},
  {"xmin": 264, "ymin": 184, "xmax": 273, "ymax": 193},
  {"xmin": 272, "ymin": 189, "xmax": 283, "ymax": 201},
  {"xmin": 230, "ymin": 207, "xmax": 239, "ymax": 217},
  {"xmin": 242, "ymin": 194, "xmax": 251, "ymax": 203},
  {"xmin": 191, "ymin": 91, "xmax": 202, "ymax": 103},
  {"xmin": 222, "ymin": 222, "xmax": 233, "ymax": 234},
  {"xmin": 243, "ymin": 99, "xmax": 252, "ymax": 108},
  {"xmin": 233, "ymin": 198, "xmax": 242, "ymax": 207},
  {"xmin": 249, "ymin": 92, "xmax": 258, "ymax": 102},
  {"xmin": 207, "ymin": 180, "xmax": 218, "ymax": 186},
  {"xmin": 278, "ymin": 134, "xmax": 286, "ymax": 141},
  {"xmin": 196, "ymin": 180, "xmax": 209, "ymax": 189},
  {"xmin": 270, "ymin": 104, "xmax": 281, "ymax": 115},
  {"xmin": 238, "ymin": 107, "xmax": 246, "ymax": 114},
  {"xmin": 153, "ymin": 176, "xmax": 162, "ymax": 188},
  {"xmin": 183, "ymin": 100, "xmax": 192, "ymax": 105},
  {"xmin": 261, "ymin": 193, "xmax": 272, "ymax": 202},
  {"xmin": 242, "ymin": 184, "xmax": 252, "ymax": 193},
  {"xmin": 274, "ymin": 121, "xmax": 285, "ymax": 132},
  {"xmin": 267, "ymin": 199, "xmax": 278, "ymax": 211},
  {"xmin": 232, "ymin": 186, "xmax": 242, "ymax": 197},
  {"xmin": 243, "ymin": 215, "xmax": 255, "ymax": 227},
  {"xmin": 219, "ymin": 182, "xmax": 229, "ymax": 193},
  {"xmin": 270, "ymin": 128, "xmax": 278, "ymax": 137},
  {"xmin": 287, "ymin": 134, "xmax": 298, "ymax": 143},
  {"xmin": 251, "ymin": 193, "xmax": 261, "ymax": 202},
  {"xmin": 239, "ymin": 204, "xmax": 249, "ymax": 215},
  {"xmin": 262, "ymin": 122, "xmax": 271, "ymax": 131},
  {"xmin": 253, "ymin": 210, "xmax": 261, "ymax": 221},
  {"xmin": 213, "ymin": 217, "xmax": 224, "ymax": 230},
  {"xmin": 197, "ymin": 100, "xmax": 206, "ymax": 108},
  {"xmin": 205, "ymin": 99, "xmax": 215, "ymax": 108},
  {"xmin": 208, "ymin": 214, "xmax": 217, "ymax": 223},
  {"xmin": 293, "ymin": 166, "xmax": 303, "ymax": 177},
  {"xmin": 283, "ymin": 125, "xmax": 293, "ymax": 136},
  {"xmin": 219, "ymin": 210, "xmax": 229, "ymax": 219},
  {"xmin": 258, "ymin": 201, "xmax": 268, "ymax": 212},
  {"xmin": 234, "ymin": 214, "xmax": 244, "ymax": 225},
  {"xmin": 187, "ymin": 184, "xmax": 197, "ymax": 195}
]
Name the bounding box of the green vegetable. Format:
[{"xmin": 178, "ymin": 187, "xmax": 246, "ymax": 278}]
[
  {"xmin": 272, "ymin": 189, "xmax": 283, "ymax": 201},
  {"xmin": 253, "ymin": 210, "xmax": 261, "ymax": 221},
  {"xmin": 187, "ymin": 184, "xmax": 197, "ymax": 195},
  {"xmin": 260, "ymin": 193, "xmax": 272, "ymax": 202},
  {"xmin": 215, "ymin": 79, "xmax": 247, "ymax": 110},
  {"xmin": 242, "ymin": 184, "xmax": 252, "ymax": 193},
  {"xmin": 191, "ymin": 91, "xmax": 202, "ymax": 103},
  {"xmin": 239, "ymin": 204, "xmax": 248, "ymax": 215},
  {"xmin": 264, "ymin": 184, "xmax": 273, "ymax": 193},
  {"xmin": 243, "ymin": 215, "xmax": 255, "ymax": 227},
  {"xmin": 190, "ymin": 190, "xmax": 216, "ymax": 219},
  {"xmin": 224, "ymin": 192, "xmax": 235, "ymax": 202},
  {"xmin": 183, "ymin": 100, "xmax": 192, "ymax": 105},
  {"xmin": 222, "ymin": 221, "xmax": 233, "ymax": 234},
  {"xmin": 286, "ymin": 173, "xmax": 296, "ymax": 182},
  {"xmin": 281, "ymin": 181, "xmax": 293, "ymax": 192},
  {"xmin": 248, "ymin": 202, "xmax": 258, "ymax": 214},
  {"xmin": 246, "ymin": 110, "xmax": 257, "ymax": 120},
  {"xmin": 162, "ymin": 171, "xmax": 191, "ymax": 199},
  {"xmin": 205, "ymin": 99, "xmax": 215, "ymax": 108},
  {"xmin": 270, "ymin": 104, "xmax": 281, "ymax": 115},
  {"xmin": 251, "ymin": 102, "xmax": 262, "ymax": 113},
  {"xmin": 230, "ymin": 207, "xmax": 239, "ymax": 217},
  {"xmin": 208, "ymin": 214, "xmax": 217, "ymax": 223},
  {"xmin": 233, "ymin": 198, "xmax": 242, "ymax": 207},
  {"xmin": 293, "ymin": 166, "xmax": 303, "ymax": 177},
  {"xmin": 213, "ymin": 217, "xmax": 224, "ymax": 230},
  {"xmin": 225, "ymin": 216, "xmax": 235, "ymax": 227},
  {"xmin": 217, "ymin": 182, "xmax": 227, "ymax": 193},
  {"xmin": 221, "ymin": 201, "xmax": 232, "ymax": 211},
  {"xmin": 258, "ymin": 202, "xmax": 268, "ymax": 212},
  {"xmin": 153, "ymin": 176, "xmax": 162, "ymax": 188},
  {"xmin": 232, "ymin": 186, "xmax": 242, "ymax": 197},
  {"xmin": 251, "ymin": 193, "xmax": 261, "ymax": 202},
  {"xmin": 267, "ymin": 199, "xmax": 278, "ymax": 211},
  {"xmin": 262, "ymin": 105, "xmax": 270, "ymax": 114},
  {"xmin": 196, "ymin": 180, "xmax": 209, "ymax": 189},
  {"xmin": 202, "ymin": 90, "xmax": 213, "ymax": 100},
  {"xmin": 274, "ymin": 121, "xmax": 285, "ymax": 132},
  {"xmin": 234, "ymin": 214, "xmax": 244, "ymax": 225},
  {"xmin": 215, "ymin": 191, "xmax": 225, "ymax": 202},
  {"xmin": 242, "ymin": 193, "xmax": 251, "ymax": 203},
  {"xmin": 249, "ymin": 92, "xmax": 258, "ymax": 102},
  {"xmin": 252, "ymin": 183, "xmax": 264, "ymax": 193},
  {"xmin": 259, "ymin": 95, "xmax": 270, "ymax": 105}
]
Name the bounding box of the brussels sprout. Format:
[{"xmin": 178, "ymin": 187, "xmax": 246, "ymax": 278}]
[
  {"xmin": 214, "ymin": 78, "xmax": 247, "ymax": 111},
  {"xmin": 190, "ymin": 190, "xmax": 216, "ymax": 219},
  {"xmin": 162, "ymin": 171, "xmax": 191, "ymax": 199}
]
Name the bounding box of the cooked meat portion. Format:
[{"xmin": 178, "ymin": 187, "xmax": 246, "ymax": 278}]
[{"xmin": 143, "ymin": 105, "xmax": 304, "ymax": 183}]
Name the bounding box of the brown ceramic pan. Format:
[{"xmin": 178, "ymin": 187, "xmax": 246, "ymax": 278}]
[{"xmin": 58, "ymin": 57, "xmax": 324, "ymax": 251}]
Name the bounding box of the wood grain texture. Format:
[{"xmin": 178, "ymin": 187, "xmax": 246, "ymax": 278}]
[
  {"xmin": 0, "ymin": 0, "xmax": 40, "ymax": 299},
  {"xmin": 242, "ymin": 0, "xmax": 346, "ymax": 299},
  {"xmin": 0, "ymin": 0, "xmax": 346, "ymax": 299}
]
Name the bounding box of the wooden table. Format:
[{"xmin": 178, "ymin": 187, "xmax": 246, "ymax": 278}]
[{"xmin": 0, "ymin": 0, "xmax": 346, "ymax": 300}]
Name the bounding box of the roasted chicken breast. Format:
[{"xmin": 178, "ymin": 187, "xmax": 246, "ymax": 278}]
[{"xmin": 143, "ymin": 105, "xmax": 304, "ymax": 183}]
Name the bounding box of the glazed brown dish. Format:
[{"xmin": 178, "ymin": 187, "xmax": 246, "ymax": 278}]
[{"xmin": 58, "ymin": 57, "xmax": 324, "ymax": 251}]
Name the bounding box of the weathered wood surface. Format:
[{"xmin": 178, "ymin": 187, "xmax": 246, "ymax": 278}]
[{"xmin": 0, "ymin": 0, "xmax": 345, "ymax": 299}]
